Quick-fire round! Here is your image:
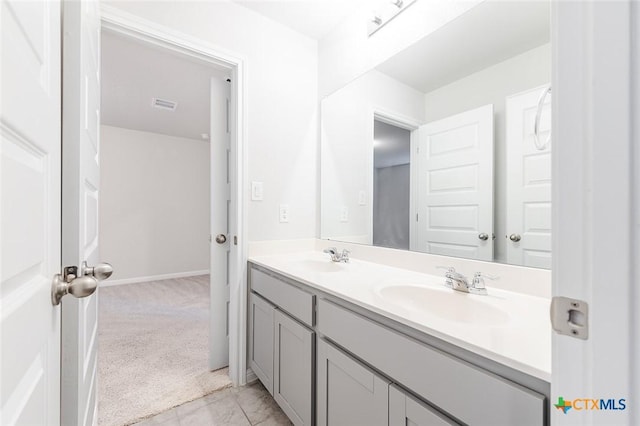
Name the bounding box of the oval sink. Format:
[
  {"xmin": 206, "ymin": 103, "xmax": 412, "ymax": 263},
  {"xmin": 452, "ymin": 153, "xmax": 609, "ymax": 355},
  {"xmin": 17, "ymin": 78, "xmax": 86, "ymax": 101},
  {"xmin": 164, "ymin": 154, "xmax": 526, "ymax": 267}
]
[
  {"xmin": 290, "ymin": 259, "xmax": 345, "ymax": 273},
  {"xmin": 377, "ymin": 285, "xmax": 510, "ymax": 326}
]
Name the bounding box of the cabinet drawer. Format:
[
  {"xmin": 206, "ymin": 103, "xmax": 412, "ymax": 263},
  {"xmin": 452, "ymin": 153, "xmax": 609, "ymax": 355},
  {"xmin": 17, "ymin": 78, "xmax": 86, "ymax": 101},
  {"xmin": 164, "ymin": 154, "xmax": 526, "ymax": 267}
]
[
  {"xmin": 318, "ymin": 299, "xmax": 545, "ymax": 426},
  {"xmin": 251, "ymin": 267, "xmax": 314, "ymax": 327}
]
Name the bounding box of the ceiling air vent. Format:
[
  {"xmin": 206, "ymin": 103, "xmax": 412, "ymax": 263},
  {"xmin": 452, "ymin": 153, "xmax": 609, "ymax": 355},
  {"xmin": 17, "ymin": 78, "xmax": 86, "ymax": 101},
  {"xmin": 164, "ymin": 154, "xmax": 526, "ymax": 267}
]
[{"xmin": 151, "ymin": 97, "xmax": 177, "ymax": 111}]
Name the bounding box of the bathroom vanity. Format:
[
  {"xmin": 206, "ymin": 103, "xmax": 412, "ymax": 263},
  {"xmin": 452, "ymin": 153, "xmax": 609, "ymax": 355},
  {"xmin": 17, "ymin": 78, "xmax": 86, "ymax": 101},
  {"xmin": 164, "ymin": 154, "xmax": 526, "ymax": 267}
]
[{"xmin": 247, "ymin": 252, "xmax": 551, "ymax": 426}]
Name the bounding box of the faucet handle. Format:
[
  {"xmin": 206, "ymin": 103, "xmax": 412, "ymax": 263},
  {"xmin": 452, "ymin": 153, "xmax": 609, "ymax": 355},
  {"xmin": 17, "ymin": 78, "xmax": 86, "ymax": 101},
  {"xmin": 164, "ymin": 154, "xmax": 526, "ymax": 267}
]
[
  {"xmin": 473, "ymin": 272, "xmax": 499, "ymax": 281},
  {"xmin": 436, "ymin": 266, "xmax": 455, "ymax": 288},
  {"xmin": 323, "ymin": 247, "xmax": 337, "ymax": 254},
  {"xmin": 469, "ymin": 272, "xmax": 498, "ymax": 295}
]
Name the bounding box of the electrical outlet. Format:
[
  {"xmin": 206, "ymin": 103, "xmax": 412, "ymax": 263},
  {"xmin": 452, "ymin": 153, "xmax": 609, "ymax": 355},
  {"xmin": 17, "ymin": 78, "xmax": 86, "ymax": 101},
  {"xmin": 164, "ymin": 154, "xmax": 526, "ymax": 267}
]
[
  {"xmin": 251, "ymin": 181, "xmax": 263, "ymax": 201},
  {"xmin": 340, "ymin": 206, "xmax": 349, "ymax": 222},
  {"xmin": 279, "ymin": 204, "xmax": 290, "ymax": 223}
]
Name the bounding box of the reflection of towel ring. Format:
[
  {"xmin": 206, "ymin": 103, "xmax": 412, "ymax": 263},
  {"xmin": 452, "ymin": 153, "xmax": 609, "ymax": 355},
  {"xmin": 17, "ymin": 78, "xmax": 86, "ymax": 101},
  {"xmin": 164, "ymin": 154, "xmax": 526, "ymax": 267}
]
[{"xmin": 533, "ymin": 85, "xmax": 552, "ymax": 150}]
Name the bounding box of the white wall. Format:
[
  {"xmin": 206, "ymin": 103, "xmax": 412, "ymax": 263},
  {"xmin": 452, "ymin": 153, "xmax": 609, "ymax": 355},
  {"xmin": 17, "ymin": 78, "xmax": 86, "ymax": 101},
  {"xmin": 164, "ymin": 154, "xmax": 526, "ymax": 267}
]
[
  {"xmin": 318, "ymin": 0, "xmax": 483, "ymax": 97},
  {"xmin": 423, "ymin": 44, "xmax": 551, "ymax": 263},
  {"xmin": 100, "ymin": 126, "xmax": 210, "ymax": 281},
  {"xmin": 104, "ymin": 0, "xmax": 318, "ymax": 242},
  {"xmin": 321, "ymin": 70, "xmax": 424, "ymax": 242}
]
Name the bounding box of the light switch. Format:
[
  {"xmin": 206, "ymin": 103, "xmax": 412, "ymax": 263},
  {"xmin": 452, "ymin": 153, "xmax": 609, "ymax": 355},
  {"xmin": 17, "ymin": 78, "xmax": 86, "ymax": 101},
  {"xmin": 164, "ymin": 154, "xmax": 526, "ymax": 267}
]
[
  {"xmin": 358, "ymin": 190, "xmax": 366, "ymax": 206},
  {"xmin": 251, "ymin": 181, "xmax": 263, "ymax": 201},
  {"xmin": 279, "ymin": 204, "xmax": 290, "ymax": 223},
  {"xmin": 340, "ymin": 206, "xmax": 349, "ymax": 222}
]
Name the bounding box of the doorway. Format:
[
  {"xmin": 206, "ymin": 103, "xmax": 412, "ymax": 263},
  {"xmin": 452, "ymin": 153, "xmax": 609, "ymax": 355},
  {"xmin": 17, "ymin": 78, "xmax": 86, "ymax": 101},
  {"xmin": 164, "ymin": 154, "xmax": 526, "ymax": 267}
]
[
  {"xmin": 372, "ymin": 120, "xmax": 411, "ymax": 250},
  {"xmin": 96, "ymin": 26, "xmax": 236, "ymax": 425}
]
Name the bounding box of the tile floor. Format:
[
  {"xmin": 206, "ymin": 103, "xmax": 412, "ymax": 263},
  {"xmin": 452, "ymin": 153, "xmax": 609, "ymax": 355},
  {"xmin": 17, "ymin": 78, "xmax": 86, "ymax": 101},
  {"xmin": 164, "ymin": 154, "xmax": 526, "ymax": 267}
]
[{"xmin": 133, "ymin": 381, "xmax": 292, "ymax": 426}]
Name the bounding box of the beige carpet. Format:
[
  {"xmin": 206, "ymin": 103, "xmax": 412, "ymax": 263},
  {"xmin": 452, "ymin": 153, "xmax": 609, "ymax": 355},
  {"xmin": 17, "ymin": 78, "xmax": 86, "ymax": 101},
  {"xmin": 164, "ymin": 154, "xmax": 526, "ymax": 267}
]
[{"xmin": 98, "ymin": 275, "xmax": 231, "ymax": 426}]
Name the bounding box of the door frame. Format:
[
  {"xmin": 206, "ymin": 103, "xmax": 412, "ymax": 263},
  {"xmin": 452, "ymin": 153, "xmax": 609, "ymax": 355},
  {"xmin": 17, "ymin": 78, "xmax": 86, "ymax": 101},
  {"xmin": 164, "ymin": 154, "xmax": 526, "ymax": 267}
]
[
  {"xmin": 552, "ymin": 1, "xmax": 638, "ymax": 424},
  {"xmin": 99, "ymin": 5, "xmax": 249, "ymax": 386}
]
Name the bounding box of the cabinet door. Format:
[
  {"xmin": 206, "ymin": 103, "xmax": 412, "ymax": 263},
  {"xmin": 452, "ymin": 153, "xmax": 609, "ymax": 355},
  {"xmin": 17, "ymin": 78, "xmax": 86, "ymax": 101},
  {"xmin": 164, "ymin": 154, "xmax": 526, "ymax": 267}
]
[
  {"xmin": 274, "ymin": 309, "xmax": 314, "ymax": 425},
  {"xmin": 248, "ymin": 293, "xmax": 275, "ymax": 394},
  {"xmin": 317, "ymin": 339, "xmax": 389, "ymax": 426},
  {"xmin": 389, "ymin": 385, "xmax": 458, "ymax": 426}
]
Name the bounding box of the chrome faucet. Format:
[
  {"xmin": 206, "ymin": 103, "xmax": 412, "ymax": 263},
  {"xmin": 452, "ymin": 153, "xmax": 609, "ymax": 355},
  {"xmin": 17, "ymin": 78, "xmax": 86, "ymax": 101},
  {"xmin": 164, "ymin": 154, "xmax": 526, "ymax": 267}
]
[
  {"xmin": 437, "ymin": 267, "xmax": 497, "ymax": 295},
  {"xmin": 437, "ymin": 266, "xmax": 470, "ymax": 292},
  {"xmin": 323, "ymin": 247, "xmax": 350, "ymax": 263}
]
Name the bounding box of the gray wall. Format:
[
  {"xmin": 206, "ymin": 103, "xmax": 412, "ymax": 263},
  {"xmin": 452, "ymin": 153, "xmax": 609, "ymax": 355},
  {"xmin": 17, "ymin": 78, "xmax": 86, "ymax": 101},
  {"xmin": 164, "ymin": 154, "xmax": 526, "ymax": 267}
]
[
  {"xmin": 99, "ymin": 125, "xmax": 210, "ymax": 282},
  {"xmin": 373, "ymin": 164, "xmax": 410, "ymax": 250}
]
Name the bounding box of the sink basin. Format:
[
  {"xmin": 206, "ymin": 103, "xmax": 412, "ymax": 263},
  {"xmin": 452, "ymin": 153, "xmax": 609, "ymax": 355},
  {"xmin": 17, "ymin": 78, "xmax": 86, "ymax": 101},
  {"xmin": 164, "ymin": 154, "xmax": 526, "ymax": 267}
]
[
  {"xmin": 290, "ymin": 259, "xmax": 345, "ymax": 273},
  {"xmin": 377, "ymin": 285, "xmax": 510, "ymax": 326}
]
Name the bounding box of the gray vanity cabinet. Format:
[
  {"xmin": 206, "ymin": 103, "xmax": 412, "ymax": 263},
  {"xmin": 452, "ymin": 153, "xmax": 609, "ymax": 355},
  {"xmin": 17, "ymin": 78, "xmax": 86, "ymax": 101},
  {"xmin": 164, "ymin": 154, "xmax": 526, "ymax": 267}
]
[
  {"xmin": 317, "ymin": 338, "xmax": 389, "ymax": 426},
  {"xmin": 249, "ymin": 267, "xmax": 315, "ymax": 425},
  {"xmin": 273, "ymin": 310, "xmax": 314, "ymax": 425},
  {"xmin": 389, "ymin": 385, "xmax": 458, "ymax": 426},
  {"xmin": 248, "ymin": 293, "xmax": 275, "ymax": 394}
]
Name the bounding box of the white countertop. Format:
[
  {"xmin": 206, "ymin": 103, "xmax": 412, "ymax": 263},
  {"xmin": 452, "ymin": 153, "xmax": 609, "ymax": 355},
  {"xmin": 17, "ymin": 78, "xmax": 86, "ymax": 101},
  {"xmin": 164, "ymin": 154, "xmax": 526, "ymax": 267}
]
[{"xmin": 249, "ymin": 251, "xmax": 552, "ymax": 382}]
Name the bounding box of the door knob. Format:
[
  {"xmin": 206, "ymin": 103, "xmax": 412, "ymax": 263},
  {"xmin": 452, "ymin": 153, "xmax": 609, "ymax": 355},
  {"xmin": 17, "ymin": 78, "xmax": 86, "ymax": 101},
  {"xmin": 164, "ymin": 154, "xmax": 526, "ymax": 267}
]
[
  {"xmin": 82, "ymin": 261, "xmax": 113, "ymax": 280},
  {"xmin": 509, "ymin": 234, "xmax": 522, "ymax": 242},
  {"xmin": 215, "ymin": 234, "xmax": 227, "ymax": 244},
  {"xmin": 478, "ymin": 233, "xmax": 489, "ymax": 241},
  {"xmin": 51, "ymin": 263, "xmax": 113, "ymax": 305}
]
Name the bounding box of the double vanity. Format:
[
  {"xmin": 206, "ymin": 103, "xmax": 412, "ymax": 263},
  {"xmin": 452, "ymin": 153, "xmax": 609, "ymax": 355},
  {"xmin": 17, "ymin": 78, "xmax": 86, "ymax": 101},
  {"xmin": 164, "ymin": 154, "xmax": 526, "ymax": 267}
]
[{"xmin": 247, "ymin": 248, "xmax": 551, "ymax": 426}]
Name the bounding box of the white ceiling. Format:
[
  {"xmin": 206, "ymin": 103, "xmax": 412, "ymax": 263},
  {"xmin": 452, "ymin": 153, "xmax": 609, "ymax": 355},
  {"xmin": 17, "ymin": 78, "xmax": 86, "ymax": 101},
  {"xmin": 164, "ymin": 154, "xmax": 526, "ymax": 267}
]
[
  {"xmin": 101, "ymin": 30, "xmax": 229, "ymax": 141},
  {"xmin": 376, "ymin": 1, "xmax": 550, "ymax": 93},
  {"xmin": 232, "ymin": 0, "xmax": 372, "ymax": 40}
]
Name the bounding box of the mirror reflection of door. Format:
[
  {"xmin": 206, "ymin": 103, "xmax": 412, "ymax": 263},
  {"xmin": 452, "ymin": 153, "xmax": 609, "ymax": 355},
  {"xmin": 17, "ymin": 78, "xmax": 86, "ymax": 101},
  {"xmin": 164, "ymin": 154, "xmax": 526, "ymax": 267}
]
[
  {"xmin": 373, "ymin": 120, "xmax": 411, "ymax": 250},
  {"xmin": 415, "ymin": 104, "xmax": 494, "ymax": 261},
  {"xmin": 506, "ymin": 86, "xmax": 552, "ymax": 268}
]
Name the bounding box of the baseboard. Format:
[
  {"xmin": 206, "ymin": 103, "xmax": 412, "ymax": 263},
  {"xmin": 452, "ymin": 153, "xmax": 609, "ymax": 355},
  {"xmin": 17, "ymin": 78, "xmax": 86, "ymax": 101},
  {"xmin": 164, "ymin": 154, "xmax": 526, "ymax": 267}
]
[
  {"xmin": 245, "ymin": 368, "xmax": 258, "ymax": 385},
  {"xmin": 102, "ymin": 270, "xmax": 209, "ymax": 287}
]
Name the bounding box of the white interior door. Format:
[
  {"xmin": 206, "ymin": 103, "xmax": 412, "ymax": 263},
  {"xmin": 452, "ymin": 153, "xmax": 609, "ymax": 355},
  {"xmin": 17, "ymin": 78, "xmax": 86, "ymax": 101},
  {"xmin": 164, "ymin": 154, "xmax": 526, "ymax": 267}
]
[
  {"xmin": 60, "ymin": 0, "xmax": 103, "ymax": 424},
  {"xmin": 416, "ymin": 104, "xmax": 494, "ymax": 261},
  {"xmin": 505, "ymin": 86, "xmax": 551, "ymax": 269},
  {"xmin": 0, "ymin": 1, "xmax": 62, "ymax": 424},
  {"xmin": 209, "ymin": 77, "xmax": 230, "ymax": 370}
]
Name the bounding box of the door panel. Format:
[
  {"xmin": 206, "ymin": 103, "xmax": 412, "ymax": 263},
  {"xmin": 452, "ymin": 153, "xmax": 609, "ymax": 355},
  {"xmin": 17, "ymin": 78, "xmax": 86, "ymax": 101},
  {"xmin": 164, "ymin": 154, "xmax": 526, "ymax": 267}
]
[
  {"xmin": 248, "ymin": 293, "xmax": 275, "ymax": 394},
  {"xmin": 505, "ymin": 86, "xmax": 551, "ymax": 268},
  {"xmin": 61, "ymin": 0, "xmax": 102, "ymax": 424},
  {"xmin": 416, "ymin": 104, "xmax": 494, "ymax": 261},
  {"xmin": 210, "ymin": 77, "xmax": 230, "ymax": 370},
  {"xmin": 1, "ymin": 0, "xmax": 61, "ymax": 424}
]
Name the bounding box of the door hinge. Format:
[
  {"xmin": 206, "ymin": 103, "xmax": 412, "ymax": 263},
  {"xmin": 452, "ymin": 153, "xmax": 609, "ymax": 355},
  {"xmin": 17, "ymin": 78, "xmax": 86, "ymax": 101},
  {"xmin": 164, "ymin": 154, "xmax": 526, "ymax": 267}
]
[
  {"xmin": 234, "ymin": 235, "xmax": 238, "ymax": 246},
  {"xmin": 550, "ymin": 297, "xmax": 589, "ymax": 340},
  {"xmin": 416, "ymin": 213, "xmax": 419, "ymax": 221}
]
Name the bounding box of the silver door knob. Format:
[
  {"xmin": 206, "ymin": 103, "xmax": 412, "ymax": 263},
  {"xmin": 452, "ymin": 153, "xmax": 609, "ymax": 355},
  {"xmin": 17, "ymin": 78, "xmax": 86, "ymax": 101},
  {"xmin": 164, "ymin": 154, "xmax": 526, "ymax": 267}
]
[
  {"xmin": 478, "ymin": 233, "xmax": 489, "ymax": 241},
  {"xmin": 52, "ymin": 262, "xmax": 114, "ymax": 305},
  {"xmin": 509, "ymin": 233, "xmax": 522, "ymax": 242},
  {"xmin": 51, "ymin": 273, "xmax": 98, "ymax": 305},
  {"xmin": 83, "ymin": 261, "xmax": 113, "ymax": 280},
  {"xmin": 215, "ymin": 234, "xmax": 227, "ymax": 244}
]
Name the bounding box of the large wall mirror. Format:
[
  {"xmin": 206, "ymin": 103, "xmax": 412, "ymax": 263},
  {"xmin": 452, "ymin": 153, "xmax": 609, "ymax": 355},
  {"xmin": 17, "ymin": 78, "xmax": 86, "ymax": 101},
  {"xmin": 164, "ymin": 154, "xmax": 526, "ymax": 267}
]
[{"xmin": 320, "ymin": 1, "xmax": 552, "ymax": 268}]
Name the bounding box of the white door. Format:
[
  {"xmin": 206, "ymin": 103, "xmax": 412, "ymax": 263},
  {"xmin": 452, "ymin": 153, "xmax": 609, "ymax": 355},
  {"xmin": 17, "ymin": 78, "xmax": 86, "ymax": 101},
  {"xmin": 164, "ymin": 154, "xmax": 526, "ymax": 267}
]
[
  {"xmin": 209, "ymin": 77, "xmax": 230, "ymax": 370},
  {"xmin": 505, "ymin": 86, "xmax": 551, "ymax": 269},
  {"xmin": 60, "ymin": 1, "xmax": 104, "ymax": 425},
  {"xmin": 415, "ymin": 104, "xmax": 494, "ymax": 261},
  {"xmin": 0, "ymin": 1, "xmax": 62, "ymax": 424}
]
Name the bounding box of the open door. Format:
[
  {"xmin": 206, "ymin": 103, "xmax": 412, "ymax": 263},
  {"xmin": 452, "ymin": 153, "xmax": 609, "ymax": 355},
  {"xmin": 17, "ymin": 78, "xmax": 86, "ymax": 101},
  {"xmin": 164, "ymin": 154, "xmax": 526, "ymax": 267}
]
[
  {"xmin": 209, "ymin": 77, "xmax": 230, "ymax": 370},
  {"xmin": 60, "ymin": 1, "xmax": 110, "ymax": 424},
  {"xmin": 415, "ymin": 104, "xmax": 494, "ymax": 261},
  {"xmin": 1, "ymin": 1, "xmax": 62, "ymax": 424}
]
